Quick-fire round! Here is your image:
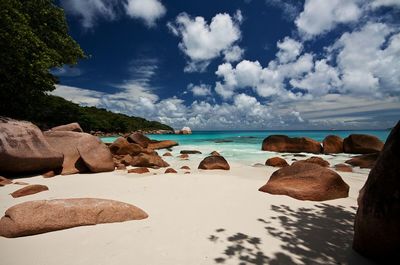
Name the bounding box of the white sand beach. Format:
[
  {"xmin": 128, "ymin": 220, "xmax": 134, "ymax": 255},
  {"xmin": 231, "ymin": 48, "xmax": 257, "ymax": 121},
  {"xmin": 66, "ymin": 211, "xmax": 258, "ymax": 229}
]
[{"xmin": 0, "ymin": 153, "xmax": 377, "ymax": 265}]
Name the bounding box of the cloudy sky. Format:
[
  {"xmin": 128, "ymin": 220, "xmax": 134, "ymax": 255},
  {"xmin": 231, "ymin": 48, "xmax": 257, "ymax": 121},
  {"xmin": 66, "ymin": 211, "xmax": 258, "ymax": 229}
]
[{"xmin": 53, "ymin": 0, "xmax": 400, "ymax": 130}]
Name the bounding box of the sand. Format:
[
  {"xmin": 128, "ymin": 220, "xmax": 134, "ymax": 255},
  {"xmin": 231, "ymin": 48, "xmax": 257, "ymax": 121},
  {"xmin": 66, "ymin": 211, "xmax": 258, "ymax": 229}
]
[{"xmin": 0, "ymin": 154, "xmax": 377, "ymax": 265}]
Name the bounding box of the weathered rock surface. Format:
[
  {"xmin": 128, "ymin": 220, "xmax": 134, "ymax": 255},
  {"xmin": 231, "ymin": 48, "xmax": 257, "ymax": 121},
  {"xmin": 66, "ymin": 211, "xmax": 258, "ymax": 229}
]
[
  {"xmin": 127, "ymin": 133, "xmax": 151, "ymax": 148},
  {"xmin": 334, "ymin": 164, "xmax": 353, "ymax": 172},
  {"xmin": 51, "ymin": 123, "xmax": 83, "ymax": 132},
  {"xmin": 162, "ymin": 152, "xmax": 173, "ymax": 157},
  {"xmin": 301, "ymin": 156, "xmax": 330, "ymax": 167},
  {"xmin": 0, "ymin": 118, "xmax": 63, "ymax": 174},
  {"xmin": 130, "ymin": 153, "xmax": 169, "ymax": 168},
  {"xmin": 0, "ymin": 198, "xmax": 148, "ymax": 238},
  {"xmin": 322, "ymin": 135, "xmax": 343, "ymax": 154},
  {"xmin": 128, "ymin": 167, "xmax": 150, "ymax": 174},
  {"xmin": 343, "ymin": 134, "xmax": 384, "ymax": 154},
  {"xmin": 180, "ymin": 166, "xmax": 190, "ymax": 170},
  {"xmin": 210, "ymin": 151, "xmax": 221, "ymax": 156},
  {"xmin": 198, "ymin": 156, "xmax": 230, "ymax": 170},
  {"xmin": 353, "ymin": 121, "xmax": 400, "ymax": 262},
  {"xmin": 0, "ymin": 176, "xmax": 13, "ymax": 186},
  {"xmin": 179, "ymin": 154, "xmax": 189, "ymax": 159},
  {"xmin": 148, "ymin": 140, "xmax": 178, "ymax": 150},
  {"xmin": 165, "ymin": 168, "xmax": 177, "ymax": 173},
  {"xmin": 265, "ymin": 157, "xmax": 289, "ymax": 167},
  {"xmin": 44, "ymin": 131, "xmax": 114, "ymax": 174},
  {"xmin": 259, "ymin": 162, "xmax": 349, "ymax": 201},
  {"xmin": 180, "ymin": 150, "xmax": 202, "ymax": 154},
  {"xmin": 109, "ymin": 137, "xmax": 143, "ymax": 156},
  {"xmin": 345, "ymin": 153, "xmax": 379, "ymax": 169},
  {"xmin": 262, "ymin": 135, "xmax": 321, "ymax": 154},
  {"xmin": 42, "ymin": 170, "xmax": 58, "ymax": 178},
  {"xmin": 10, "ymin": 185, "xmax": 49, "ymax": 198}
]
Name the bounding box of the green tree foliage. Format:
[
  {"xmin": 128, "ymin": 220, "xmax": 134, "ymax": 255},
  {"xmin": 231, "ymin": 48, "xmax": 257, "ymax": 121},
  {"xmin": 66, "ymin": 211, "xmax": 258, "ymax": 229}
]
[
  {"xmin": 36, "ymin": 95, "xmax": 174, "ymax": 133},
  {"xmin": 0, "ymin": 0, "xmax": 173, "ymax": 133},
  {"xmin": 0, "ymin": 0, "xmax": 84, "ymax": 118}
]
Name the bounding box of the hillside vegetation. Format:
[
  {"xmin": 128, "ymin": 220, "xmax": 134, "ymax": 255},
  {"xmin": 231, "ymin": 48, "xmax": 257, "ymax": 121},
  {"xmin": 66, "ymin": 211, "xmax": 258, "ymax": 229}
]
[{"xmin": 33, "ymin": 95, "xmax": 173, "ymax": 133}]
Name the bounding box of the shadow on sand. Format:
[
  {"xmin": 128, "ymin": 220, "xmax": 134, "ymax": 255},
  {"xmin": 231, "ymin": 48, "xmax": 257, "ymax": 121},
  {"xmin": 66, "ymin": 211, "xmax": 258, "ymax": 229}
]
[{"xmin": 209, "ymin": 204, "xmax": 376, "ymax": 265}]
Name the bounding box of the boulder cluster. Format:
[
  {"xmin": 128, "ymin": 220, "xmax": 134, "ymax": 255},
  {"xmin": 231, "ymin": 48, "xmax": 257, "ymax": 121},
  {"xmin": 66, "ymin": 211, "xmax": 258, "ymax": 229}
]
[
  {"xmin": 0, "ymin": 118, "xmax": 114, "ymax": 176},
  {"xmin": 262, "ymin": 133, "xmax": 384, "ymax": 170},
  {"xmin": 110, "ymin": 132, "xmax": 177, "ymax": 169},
  {"xmin": 262, "ymin": 134, "xmax": 383, "ymax": 155}
]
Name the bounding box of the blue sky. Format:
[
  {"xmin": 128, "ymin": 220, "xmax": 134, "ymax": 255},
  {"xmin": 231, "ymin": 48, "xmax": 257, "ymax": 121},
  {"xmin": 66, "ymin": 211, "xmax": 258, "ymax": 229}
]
[{"xmin": 52, "ymin": 0, "xmax": 400, "ymax": 130}]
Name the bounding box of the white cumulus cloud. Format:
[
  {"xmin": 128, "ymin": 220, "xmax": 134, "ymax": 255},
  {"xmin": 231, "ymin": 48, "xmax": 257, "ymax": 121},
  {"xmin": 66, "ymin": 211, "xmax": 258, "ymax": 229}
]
[
  {"xmin": 167, "ymin": 11, "xmax": 243, "ymax": 72},
  {"xmin": 125, "ymin": 0, "xmax": 166, "ymax": 27},
  {"xmin": 295, "ymin": 0, "xmax": 362, "ymax": 38},
  {"xmin": 187, "ymin": 83, "xmax": 212, "ymax": 97}
]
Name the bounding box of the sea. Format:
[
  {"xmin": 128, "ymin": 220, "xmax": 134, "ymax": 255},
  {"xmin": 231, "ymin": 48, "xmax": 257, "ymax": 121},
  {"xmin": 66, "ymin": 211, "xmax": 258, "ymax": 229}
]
[{"xmin": 101, "ymin": 130, "xmax": 389, "ymax": 166}]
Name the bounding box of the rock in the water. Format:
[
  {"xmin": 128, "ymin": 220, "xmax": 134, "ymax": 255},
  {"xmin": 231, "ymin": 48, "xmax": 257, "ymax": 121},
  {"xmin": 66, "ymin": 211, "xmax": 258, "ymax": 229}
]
[
  {"xmin": 180, "ymin": 166, "xmax": 190, "ymax": 170},
  {"xmin": 165, "ymin": 168, "xmax": 177, "ymax": 173},
  {"xmin": 148, "ymin": 140, "xmax": 178, "ymax": 150},
  {"xmin": 0, "ymin": 118, "xmax": 63, "ymax": 174},
  {"xmin": 10, "ymin": 185, "xmax": 49, "ymax": 198},
  {"xmin": 180, "ymin": 150, "xmax": 202, "ymax": 154},
  {"xmin": 163, "ymin": 152, "xmax": 173, "ymax": 157},
  {"xmin": 109, "ymin": 137, "xmax": 143, "ymax": 156},
  {"xmin": 0, "ymin": 198, "xmax": 148, "ymax": 238},
  {"xmin": 334, "ymin": 164, "xmax": 353, "ymax": 172},
  {"xmin": 210, "ymin": 151, "xmax": 220, "ymax": 156},
  {"xmin": 353, "ymin": 121, "xmax": 400, "ymax": 262},
  {"xmin": 322, "ymin": 135, "xmax": 343, "ymax": 154},
  {"xmin": 130, "ymin": 153, "xmax": 169, "ymax": 168},
  {"xmin": 128, "ymin": 167, "xmax": 150, "ymax": 174},
  {"xmin": 180, "ymin": 127, "xmax": 192, "ymax": 134},
  {"xmin": 127, "ymin": 133, "xmax": 151, "ymax": 148},
  {"xmin": 259, "ymin": 162, "xmax": 349, "ymax": 201},
  {"xmin": 345, "ymin": 153, "xmax": 379, "ymax": 169},
  {"xmin": 0, "ymin": 176, "xmax": 13, "ymax": 186},
  {"xmin": 265, "ymin": 157, "xmax": 289, "ymax": 167},
  {"xmin": 343, "ymin": 134, "xmax": 384, "ymax": 154},
  {"xmin": 301, "ymin": 156, "xmax": 330, "ymax": 167},
  {"xmin": 262, "ymin": 135, "xmax": 321, "ymax": 154},
  {"xmin": 51, "ymin": 123, "xmax": 83, "ymax": 132},
  {"xmin": 44, "ymin": 131, "xmax": 114, "ymax": 174},
  {"xmin": 198, "ymin": 156, "xmax": 230, "ymax": 170}
]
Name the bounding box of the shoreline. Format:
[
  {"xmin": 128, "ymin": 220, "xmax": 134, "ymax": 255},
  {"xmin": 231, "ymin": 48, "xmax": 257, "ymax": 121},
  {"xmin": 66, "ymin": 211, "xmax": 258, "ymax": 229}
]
[{"xmin": 0, "ymin": 154, "xmax": 375, "ymax": 265}]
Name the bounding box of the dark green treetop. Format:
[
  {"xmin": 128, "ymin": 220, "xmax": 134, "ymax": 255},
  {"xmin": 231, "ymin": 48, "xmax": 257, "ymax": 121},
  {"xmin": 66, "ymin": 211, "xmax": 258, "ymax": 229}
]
[{"xmin": 0, "ymin": 0, "xmax": 85, "ymax": 118}]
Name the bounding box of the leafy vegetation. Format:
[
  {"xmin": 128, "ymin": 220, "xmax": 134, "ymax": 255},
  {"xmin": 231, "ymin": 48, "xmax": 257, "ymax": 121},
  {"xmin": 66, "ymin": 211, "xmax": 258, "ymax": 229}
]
[
  {"xmin": 0, "ymin": 0, "xmax": 173, "ymax": 133},
  {"xmin": 35, "ymin": 95, "xmax": 173, "ymax": 133},
  {"xmin": 0, "ymin": 0, "xmax": 84, "ymax": 117}
]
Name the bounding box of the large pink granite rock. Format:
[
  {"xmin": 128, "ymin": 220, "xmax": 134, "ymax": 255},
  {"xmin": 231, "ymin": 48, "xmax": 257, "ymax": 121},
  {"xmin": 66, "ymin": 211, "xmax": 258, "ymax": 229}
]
[
  {"xmin": 44, "ymin": 131, "xmax": 114, "ymax": 174},
  {"xmin": 259, "ymin": 162, "xmax": 349, "ymax": 201},
  {"xmin": 0, "ymin": 118, "xmax": 63, "ymax": 174},
  {"xmin": 353, "ymin": 121, "xmax": 400, "ymax": 262},
  {"xmin": 0, "ymin": 198, "xmax": 148, "ymax": 238},
  {"xmin": 262, "ymin": 135, "xmax": 321, "ymax": 154}
]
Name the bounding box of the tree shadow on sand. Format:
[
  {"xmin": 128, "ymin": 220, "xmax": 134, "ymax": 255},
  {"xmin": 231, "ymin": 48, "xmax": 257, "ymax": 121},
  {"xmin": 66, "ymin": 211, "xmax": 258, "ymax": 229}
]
[{"xmin": 209, "ymin": 204, "xmax": 376, "ymax": 265}]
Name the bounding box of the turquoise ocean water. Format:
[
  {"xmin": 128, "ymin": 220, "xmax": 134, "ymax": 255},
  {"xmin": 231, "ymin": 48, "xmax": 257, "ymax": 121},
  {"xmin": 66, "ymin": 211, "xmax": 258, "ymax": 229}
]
[{"xmin": 102, "ymin": 130, "xmax": 389, "ymax": 165}]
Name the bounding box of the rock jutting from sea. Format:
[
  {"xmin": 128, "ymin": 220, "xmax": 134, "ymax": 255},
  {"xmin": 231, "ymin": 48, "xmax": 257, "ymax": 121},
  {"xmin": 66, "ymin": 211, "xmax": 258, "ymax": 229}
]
[{"xmin": 261, "ymin": 134, "xmax": 384, "ymax": 155}]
